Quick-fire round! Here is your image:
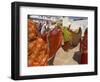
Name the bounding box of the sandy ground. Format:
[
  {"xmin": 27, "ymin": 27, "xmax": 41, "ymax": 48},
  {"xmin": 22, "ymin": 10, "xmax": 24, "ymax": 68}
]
[{"xmin": 53, "ymin": 44, "xmax": 81, "ymax": 65}]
